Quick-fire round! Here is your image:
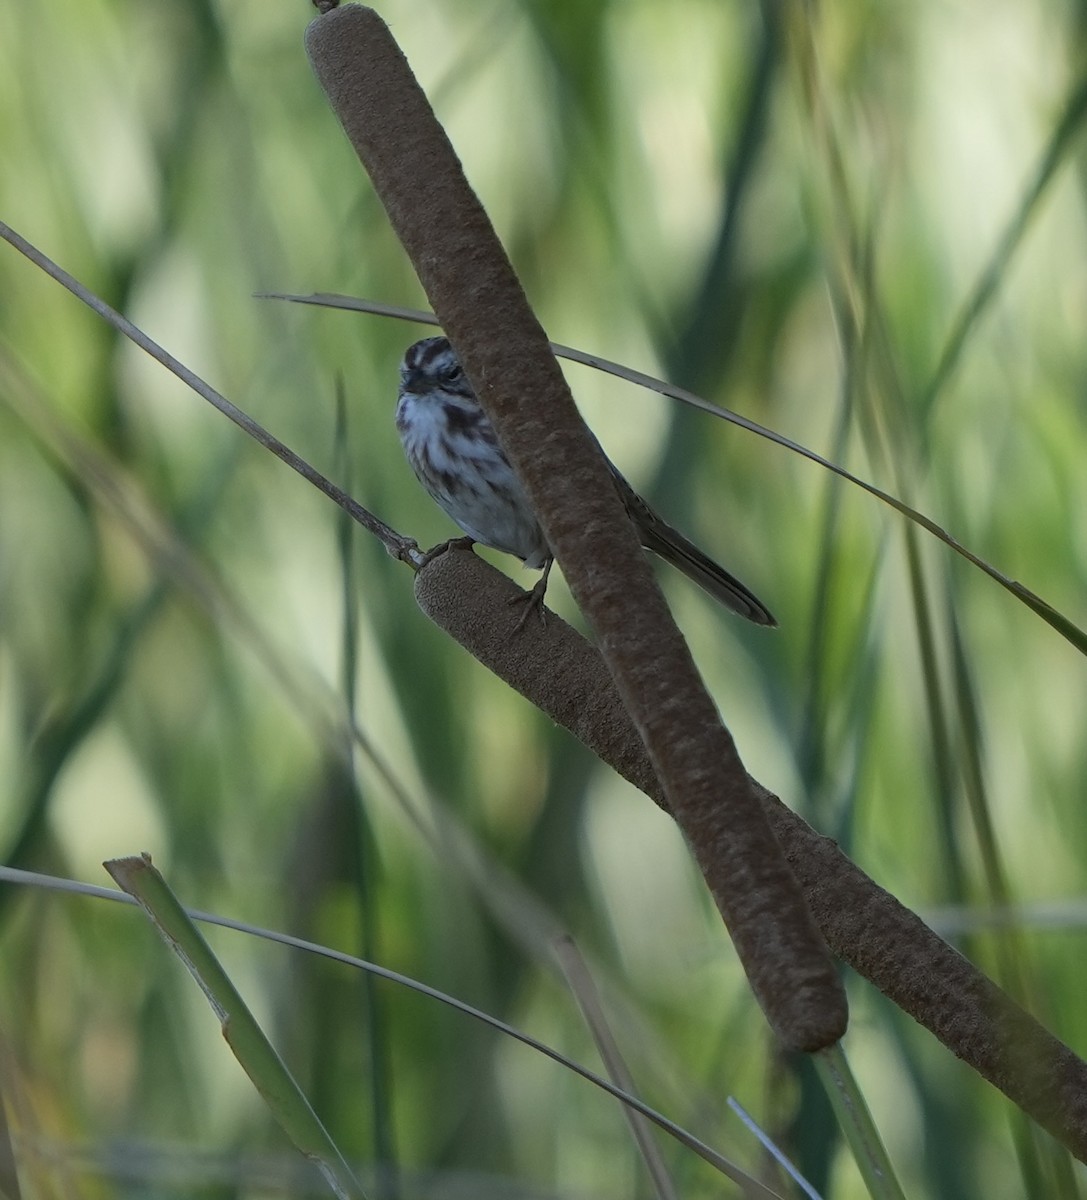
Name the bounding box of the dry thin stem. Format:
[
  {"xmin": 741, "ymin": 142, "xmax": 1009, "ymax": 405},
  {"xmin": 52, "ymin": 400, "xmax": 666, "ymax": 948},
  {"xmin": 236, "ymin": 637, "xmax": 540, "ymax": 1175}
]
[
  {"xmin": 260, "ymin": 290, "xmax": 1087, "ymax": 655},
  {"xmin": 0, "ymin": 220, "xmax": 422, "ymax": 569}
]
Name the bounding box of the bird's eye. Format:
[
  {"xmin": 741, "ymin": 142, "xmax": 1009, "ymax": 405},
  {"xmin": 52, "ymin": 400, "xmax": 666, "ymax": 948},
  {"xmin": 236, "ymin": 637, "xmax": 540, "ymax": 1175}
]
[{"xmin": 443, "ymin": 363, "xmax": 464, "ymax": 383}]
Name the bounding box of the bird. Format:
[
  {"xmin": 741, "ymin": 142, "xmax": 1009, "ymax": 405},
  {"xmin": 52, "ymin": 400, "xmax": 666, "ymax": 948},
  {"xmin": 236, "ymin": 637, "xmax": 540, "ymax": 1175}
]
[{"xmin": 395, "ymin": 336, "xmax": 776, "ymax": 627}]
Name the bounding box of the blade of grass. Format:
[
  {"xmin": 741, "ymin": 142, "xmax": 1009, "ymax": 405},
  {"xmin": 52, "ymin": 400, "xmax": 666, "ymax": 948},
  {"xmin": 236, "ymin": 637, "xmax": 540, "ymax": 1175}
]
[
  {"xmin": 812, "ymin": 1044, "xmax": 906, "ymax": 1200},
  {"xmin": 794, "ymin": 20, "xmax": 1087, "ymax": 1190},
  {"xmin": 727, "ymin": 1098, "xmax": 823, "ymax": 1200},
  {"xmin": 922, "ymin": 71, "xmax": 1087, "ymax": 416},
  {"xmin": 103, "ymin": 855, "xmax": 368, "ymax": 1200},
  {"xmin": 0, "ymin": 1047, "xmax": 23, "ymax": 1200},
  {"xmin": 943, "ymin": 590, "xmax": 1082, "ymax": 1197},
  {"xmin": 331, "ymin": 380, "xmax": 399, "ymax": 1199},
  {"xmin": 1, "ymin": 865, "xmax": 782, "ymax": 1195},
  {"xmin": 0, "ymin": 349, "xmax": 239, "ymax": 900},
  {"xmin": 553, "ymin": 935, "xmax": 682, "ymax": 1200}
]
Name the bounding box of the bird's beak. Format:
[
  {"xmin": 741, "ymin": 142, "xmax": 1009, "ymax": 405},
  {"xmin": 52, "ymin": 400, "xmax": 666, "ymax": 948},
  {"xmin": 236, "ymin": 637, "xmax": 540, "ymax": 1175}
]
[{"xmin": 400, "ymin": 367, "xmax": 427, "ymax": 392}]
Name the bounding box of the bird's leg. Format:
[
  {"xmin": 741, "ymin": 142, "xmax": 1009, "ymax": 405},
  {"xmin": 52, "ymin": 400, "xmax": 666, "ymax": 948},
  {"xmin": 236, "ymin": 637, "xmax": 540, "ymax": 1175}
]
[
  {"xmin": 418, "ymin": 535, "xmax": 477, "ymax": 567},
  {"xmin": 509, "ymin": 556, "xmax": 553, "ymax": 630}
]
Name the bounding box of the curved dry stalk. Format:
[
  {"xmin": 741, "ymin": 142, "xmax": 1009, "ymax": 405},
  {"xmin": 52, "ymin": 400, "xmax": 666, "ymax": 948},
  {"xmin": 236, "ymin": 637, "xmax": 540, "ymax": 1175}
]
[
  {"xmin": 259, "ymin": 290, "xmax": 1087, "ymax": 656},
  {"xmin": 0, "ymin": 220, "xmax": 421, "ymax": 570}
]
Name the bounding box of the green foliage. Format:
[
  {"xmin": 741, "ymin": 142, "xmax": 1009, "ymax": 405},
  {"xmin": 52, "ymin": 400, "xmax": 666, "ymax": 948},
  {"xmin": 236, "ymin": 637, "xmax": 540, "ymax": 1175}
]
[{"xmin": 1, "ymin": 1, "xmax": 1087, "ymax": 1197}]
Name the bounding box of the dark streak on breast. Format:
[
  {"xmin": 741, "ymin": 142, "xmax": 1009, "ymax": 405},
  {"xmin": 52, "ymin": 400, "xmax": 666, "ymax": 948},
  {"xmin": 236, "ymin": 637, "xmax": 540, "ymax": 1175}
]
[{"xmin": 441, "ymin": 399, "xmax": 484, "ymax": 436}]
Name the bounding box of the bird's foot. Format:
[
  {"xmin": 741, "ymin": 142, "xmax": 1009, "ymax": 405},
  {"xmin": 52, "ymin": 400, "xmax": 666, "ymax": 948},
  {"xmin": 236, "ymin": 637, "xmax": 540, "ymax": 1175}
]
[
  {"xmin": 418, "ymin": 536, "xmax": 477, "ymax": 568},
  {"xmin": 508, "ymin": 557, "xmax": 553, "ymax": 631},
  {"xmin": 508, "ymin": 578, "xmax": 549, "ymax": 631}
]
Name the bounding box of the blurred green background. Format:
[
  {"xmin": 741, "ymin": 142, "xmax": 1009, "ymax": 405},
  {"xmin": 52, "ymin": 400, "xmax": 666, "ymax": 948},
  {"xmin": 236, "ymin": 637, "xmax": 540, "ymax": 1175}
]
[{"xmin": 1, "ymin": 0, "xmax": 1086, "ymax": 1196}]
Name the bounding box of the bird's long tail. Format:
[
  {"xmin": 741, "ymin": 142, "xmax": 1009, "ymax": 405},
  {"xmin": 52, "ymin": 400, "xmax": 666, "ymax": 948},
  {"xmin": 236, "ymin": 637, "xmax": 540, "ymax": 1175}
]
[{"xmin": 610, "ymin": 469, "xmax": 777, "ymax": 627}]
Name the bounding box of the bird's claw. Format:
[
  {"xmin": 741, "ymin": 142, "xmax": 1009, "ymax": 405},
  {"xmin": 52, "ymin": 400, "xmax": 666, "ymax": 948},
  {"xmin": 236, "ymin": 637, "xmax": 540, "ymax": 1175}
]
[
  {"xmin": 508, "ymin": 576, "xmax": 549, "ymax": 631},
  {"xmin": 418, "ymin": 536, "xmax": 477, "ymax": 568}
]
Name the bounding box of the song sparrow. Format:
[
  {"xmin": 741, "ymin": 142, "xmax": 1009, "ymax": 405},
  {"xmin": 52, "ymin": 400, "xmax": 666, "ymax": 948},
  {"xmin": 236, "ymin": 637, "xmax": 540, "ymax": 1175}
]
[{"xmin": 396, "ymin": 336, "xmax": 776, "ymax": 627}]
